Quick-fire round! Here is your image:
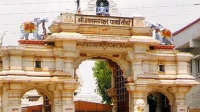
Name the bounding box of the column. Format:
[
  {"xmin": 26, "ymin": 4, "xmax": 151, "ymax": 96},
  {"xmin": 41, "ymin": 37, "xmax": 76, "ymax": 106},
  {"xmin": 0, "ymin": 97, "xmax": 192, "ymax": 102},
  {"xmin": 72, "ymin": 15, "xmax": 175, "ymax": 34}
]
[
  {"xmin": 62, "ymin": 81, "xmax": 79, "ymax": 112},
  {"xmin": 169, "ymin": 87, "xmax": 190, "ymax": 112},
  {"xmin": 53, "ymin": 91, "xmax": 62, "ymax": 112},
  {"xmin": 107, "ymin": 88, "xmax": 117, "ymax": 112},
  {"xmin": 55, "ymin": 57, "xmax": 64, "ymax": 72},
  {"xmin": 48, "ymin": 84, "xmax": 63, "ymax": 112},
  {"xmin": 126, "ymin": 83, "xmax": 149, "ymax": 112},
  {"xmin": 2, "ymin": 56, "xmax": 9, "ymax": 71},
  {"xmin": 130, "ymin": 60, "xmax": 143, "ymax": 80},
  {"xmin": 63, "ymin": 57, "xmax": 74, "ymax": 77},
  {"xmin": 62, "ymin": 40, "xmax": 77, "ymax": 78},
  {"xmin": 10, "ymin": 56, "xmax": 22, "ymax": 70},
  {"xmin": 2, "ymin": 83, "xmax": 22, "ymax": 112},
  {"xmin": 0, "ymin": 87, "xmax": 2, "ymax": 112}
]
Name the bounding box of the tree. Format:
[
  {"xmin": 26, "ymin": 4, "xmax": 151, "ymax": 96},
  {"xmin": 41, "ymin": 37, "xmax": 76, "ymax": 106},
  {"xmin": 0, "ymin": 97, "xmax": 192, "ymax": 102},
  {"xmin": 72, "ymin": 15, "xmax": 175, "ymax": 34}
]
[{"xmin": 92, "ymin": 61, "xmax": 112, "ymax": 104}]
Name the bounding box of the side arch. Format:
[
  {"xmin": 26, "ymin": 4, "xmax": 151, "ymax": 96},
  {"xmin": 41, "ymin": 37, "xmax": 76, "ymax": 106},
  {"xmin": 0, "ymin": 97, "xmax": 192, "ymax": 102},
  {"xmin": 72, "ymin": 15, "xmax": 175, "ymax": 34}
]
[
  {"xmin": 147, "ymin": 89, "xmax": 173, "ymax": 106},
  {"xmin": 21, "ymin": 86, "xmax": 53, "ymax": 104}
]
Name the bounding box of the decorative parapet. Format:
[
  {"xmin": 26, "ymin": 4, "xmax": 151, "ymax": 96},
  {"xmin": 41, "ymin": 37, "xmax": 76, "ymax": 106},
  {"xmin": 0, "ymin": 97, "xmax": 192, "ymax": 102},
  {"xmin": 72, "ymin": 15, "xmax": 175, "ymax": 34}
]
[{"xmin": 49, "ymin": 13, "xmax": 152, "ymax": 36}]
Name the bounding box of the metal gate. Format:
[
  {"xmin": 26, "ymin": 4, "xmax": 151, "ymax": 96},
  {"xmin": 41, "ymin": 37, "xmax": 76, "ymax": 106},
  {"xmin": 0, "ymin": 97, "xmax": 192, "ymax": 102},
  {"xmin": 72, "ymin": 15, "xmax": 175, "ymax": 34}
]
[{"xmin": 115, "ymin": 64, "xmax": 129, "ymax": 112}]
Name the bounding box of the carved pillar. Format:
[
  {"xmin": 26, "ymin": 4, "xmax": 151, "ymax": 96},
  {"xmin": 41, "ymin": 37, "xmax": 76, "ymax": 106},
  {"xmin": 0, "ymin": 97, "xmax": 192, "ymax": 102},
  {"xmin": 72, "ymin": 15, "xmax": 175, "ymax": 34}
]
[
  {"xmin": 2, "ymin": 56, "xmax": 9, "ymax": 71},
  {"xmin": 169, "ymin": 87, "xmax": 190, "ymax": 112},
  {"xmin": 176, "ymin": 53, "xmax": 193, "ymax": 75},
  {"xmin": 62, "ymin": 81, "xmax": 79, "ymax": 112},
  {"xmin": 106, "ymin": 60, "xmax": 117, "ymax": 112},
  {"xmin": 63, "ymin": 57, "xmax": 74, "ymax": 77},
  {"xmin": 107, "ymin": 88, "xmax": 117, "ymax": 112},
  {"xmin": 53, "ymin": 47, "xmax": 65, "ymax": 76},
  {"xmin": 130, "ymin": 60, "xmax": 143, "ymax": 80},
  {"xmin": 62, "ymin": 40, "xmax": 78, "ymax": 78},
  {"xmin": 2, "ymin": 83, "xmax": 22, "ymax": 112},
  {"xmin": 10, "ymin": 56, "xmax": 22, "ymax": 70},
  {"xmin": 48, "ymin": 84, "xmax": 63, "ymax": 112},
  {"xmin": 128, "ymin": 44, "xmax": 146, "ymax": 81},
  {"xmin": 55, "ymin": 58, "xmax": 64, "ymax": 72},
  {"xmin": 0, "ymin": 86, "xmax": 2, "ymax": 112},
  {"xmin": 126, "ymin": 83, "xmax": 149, "ymax": 112}
]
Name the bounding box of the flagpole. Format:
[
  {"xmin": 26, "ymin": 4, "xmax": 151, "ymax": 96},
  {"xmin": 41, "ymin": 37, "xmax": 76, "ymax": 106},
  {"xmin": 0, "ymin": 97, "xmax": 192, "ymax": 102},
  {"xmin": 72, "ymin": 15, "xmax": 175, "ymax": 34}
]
[
  {"xmin": 0, "ymin": 31, "xmax": 7, "ymax": 60},
  {"xmin": 0, "ymin": 31, "xmax": 7, "ymax": 47}
]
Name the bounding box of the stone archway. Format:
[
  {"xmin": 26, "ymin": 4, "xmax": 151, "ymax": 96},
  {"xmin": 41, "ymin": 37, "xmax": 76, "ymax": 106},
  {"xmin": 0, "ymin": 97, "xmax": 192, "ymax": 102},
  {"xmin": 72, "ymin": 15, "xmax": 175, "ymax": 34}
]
[
  {"xmin": 21, "ymin": 87, "xmax": 53, "ymax": 112},
  {"xmin": 74, "ymin": 54, "xmax": 131, "ymax": 78},
  {"xmin": 147, "ymin": 91, "xmax": 172, "ymax": 112},
  {"xmin": 75, "ymin": 56, "xmax": 130, "ymax": 112}
]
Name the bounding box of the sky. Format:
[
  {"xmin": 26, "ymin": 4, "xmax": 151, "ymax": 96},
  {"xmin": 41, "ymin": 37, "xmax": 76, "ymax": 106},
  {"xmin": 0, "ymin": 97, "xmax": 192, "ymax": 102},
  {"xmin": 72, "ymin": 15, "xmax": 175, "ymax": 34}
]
[{"xmin": 1, "ymin": 0, "xmax": 200, "ymax": 93}]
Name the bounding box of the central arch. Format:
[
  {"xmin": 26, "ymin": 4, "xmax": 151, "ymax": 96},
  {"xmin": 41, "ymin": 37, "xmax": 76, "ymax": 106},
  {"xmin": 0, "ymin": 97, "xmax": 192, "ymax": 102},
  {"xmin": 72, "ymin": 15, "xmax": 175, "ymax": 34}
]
[
  {"xmin": 74, "ymin": 54, "xmax": 131, "ymax": 78},
  {"xmin": 75, "ymin": 56, "xmax": 130, "ymax": 112},
  {"xmin": 147, "ymin": 89, "xmax": 173, "ymax": 112}
]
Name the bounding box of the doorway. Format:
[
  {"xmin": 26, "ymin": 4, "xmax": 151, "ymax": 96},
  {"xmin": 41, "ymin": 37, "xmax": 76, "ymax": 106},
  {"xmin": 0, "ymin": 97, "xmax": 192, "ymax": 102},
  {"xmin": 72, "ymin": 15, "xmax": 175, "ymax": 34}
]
[
  {"xmin": 21, "ymin": 89, "xmax": 51, "ymax": 112},
  {"xmin": 148, "ymin": 92, "xmax": 170, "ymax": 112}
]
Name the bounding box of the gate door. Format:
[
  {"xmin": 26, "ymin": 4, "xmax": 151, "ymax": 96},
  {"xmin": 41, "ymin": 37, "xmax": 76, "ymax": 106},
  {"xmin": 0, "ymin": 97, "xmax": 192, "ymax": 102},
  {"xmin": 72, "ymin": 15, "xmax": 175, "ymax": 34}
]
[{"xmin": 115, "ymin": 64, "xmax": 129, "ymax": 112}]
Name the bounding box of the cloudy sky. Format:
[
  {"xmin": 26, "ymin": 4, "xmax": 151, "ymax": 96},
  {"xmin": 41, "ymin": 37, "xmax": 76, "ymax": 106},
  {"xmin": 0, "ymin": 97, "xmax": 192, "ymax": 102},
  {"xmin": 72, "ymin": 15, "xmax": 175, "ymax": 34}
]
[
  {"xmin": 1, "ymin": 0, "xmax": 200, "ymax": 46},
  {"xmin": 1, "ymin": 0, "xmax": 200, "ymax": 93}
]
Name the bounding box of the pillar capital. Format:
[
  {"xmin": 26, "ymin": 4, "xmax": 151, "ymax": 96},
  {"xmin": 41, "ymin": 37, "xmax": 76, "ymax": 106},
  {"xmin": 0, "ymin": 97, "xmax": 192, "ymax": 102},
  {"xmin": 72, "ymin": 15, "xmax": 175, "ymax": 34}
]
[
  {"xmin": 64, "ymin": 80, "xmax": 79, "ymax": 91},
  {"xmin": 168, "ymin": 86, "xmax": 190, "ymax": 93},
  {"xmin": 107, "ymin": 88, "xmax": 117, "ymax": 97}
]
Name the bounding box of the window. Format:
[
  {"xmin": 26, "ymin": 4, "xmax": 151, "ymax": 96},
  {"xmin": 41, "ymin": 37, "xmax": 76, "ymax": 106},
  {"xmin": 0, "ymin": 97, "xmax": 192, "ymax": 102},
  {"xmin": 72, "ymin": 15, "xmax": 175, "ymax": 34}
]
[
  {"xmin": 34, "ymin": 58, "xmax": 42, "ymax": 70},
  {"xmin": 35, "ymin": 61, "xmax": 41, "ymax": 68},
  {"xmin": 158, "ymin": 63, "xmax": 165, "ymax": 72}
]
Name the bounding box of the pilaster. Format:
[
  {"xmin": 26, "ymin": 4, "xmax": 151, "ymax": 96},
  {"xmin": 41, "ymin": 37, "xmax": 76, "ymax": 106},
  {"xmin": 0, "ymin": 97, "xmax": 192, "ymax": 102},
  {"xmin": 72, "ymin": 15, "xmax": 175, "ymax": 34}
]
[
  {"xmin": 176, "ymin": 53, "xmax": 193, "ymax": 75},
  {"xmin": 62, "ymin": 40, "xmax": 78, "ymax": 78},
  {"xmin": 2, "ymin": 56, "xmax": 9, "ymax": 71},
  {"xmin": 126, "ymin": 83, "xmax": 149, "ymax": 112},
  {"xmin": 62, "ymin": 81, "xmax": 79, "ymax": 112},
  {"xmin": 53, "ymin": 57, "xmax": 66, "ymax": 76},
  {"xmin": 2, "ymin": 83, "xmax": 22, "ymax": 112},
  {"xmin": 63, "ymin": 57, "xmax": 74, "ymax": 77},
  {"xmin": 168, "ymin": 86, "xmax": 190, "ymax": 112},
  {"xmin": 48, "ymin": 84, "xmax": 63, "ymax": 112},
  {"xmin": 10, "ymin": 55, "xmax": 22, "ymax": 70},
  {"xmin": 107, "ymin": 88, "xmax": 117, "ymax": 112}
]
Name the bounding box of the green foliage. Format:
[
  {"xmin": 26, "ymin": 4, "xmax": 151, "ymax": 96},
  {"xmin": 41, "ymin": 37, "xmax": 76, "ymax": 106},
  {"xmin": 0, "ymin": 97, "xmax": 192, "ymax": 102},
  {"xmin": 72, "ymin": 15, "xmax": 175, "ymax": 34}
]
[{"xmin": 92, "ymin": 61, "xmax": 112, "ymax": 104}]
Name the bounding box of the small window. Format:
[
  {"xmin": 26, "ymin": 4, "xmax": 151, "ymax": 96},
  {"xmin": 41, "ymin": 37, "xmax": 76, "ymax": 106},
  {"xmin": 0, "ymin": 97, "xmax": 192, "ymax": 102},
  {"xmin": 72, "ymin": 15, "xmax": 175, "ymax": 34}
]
[
  {"xmin": 158, "ymin": 63, "xmax": 165, "ymax": 72},
  {"xmin": 35, "ymin": 61, "xmax": 41, "ymax": 68}
]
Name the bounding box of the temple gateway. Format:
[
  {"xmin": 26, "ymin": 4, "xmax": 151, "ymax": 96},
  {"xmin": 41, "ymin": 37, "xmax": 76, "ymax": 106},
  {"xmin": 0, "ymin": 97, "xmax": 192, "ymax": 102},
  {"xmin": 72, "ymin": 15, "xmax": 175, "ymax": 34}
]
[{"xmin": 0, "ymin": 0, "xmax": 198, "ymax": 112}]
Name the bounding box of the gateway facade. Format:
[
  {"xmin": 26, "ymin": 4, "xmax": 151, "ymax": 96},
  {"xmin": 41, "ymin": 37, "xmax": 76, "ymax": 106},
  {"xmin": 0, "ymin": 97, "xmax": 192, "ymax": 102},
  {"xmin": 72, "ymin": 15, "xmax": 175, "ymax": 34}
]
[{"xmin": 0, "ymin": 0, "xmax": 198, "ymax": 112}]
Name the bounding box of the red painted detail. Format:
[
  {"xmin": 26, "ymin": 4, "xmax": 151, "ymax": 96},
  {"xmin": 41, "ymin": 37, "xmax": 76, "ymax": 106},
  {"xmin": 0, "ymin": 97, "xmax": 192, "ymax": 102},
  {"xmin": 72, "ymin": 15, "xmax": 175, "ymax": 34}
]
[
  {"xmin": 154, "ymin": 45, "xmax": 175, "ymax": 50},
  {"xmin": 18, "ymin": 40, "xmax": 45, "ymax": 45}
]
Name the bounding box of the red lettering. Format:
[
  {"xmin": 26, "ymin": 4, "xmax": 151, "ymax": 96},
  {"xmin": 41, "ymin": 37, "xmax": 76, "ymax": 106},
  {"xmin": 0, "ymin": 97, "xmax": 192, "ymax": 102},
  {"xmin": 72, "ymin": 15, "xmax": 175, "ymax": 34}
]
[{"xmin": 65, "ymin": 108, "xmax": 73, "ymax": 111}]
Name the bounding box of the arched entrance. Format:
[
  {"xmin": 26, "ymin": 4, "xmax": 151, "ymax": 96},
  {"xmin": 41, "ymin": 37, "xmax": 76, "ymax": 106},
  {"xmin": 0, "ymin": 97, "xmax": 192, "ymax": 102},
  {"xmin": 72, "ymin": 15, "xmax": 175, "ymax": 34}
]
[
  {"xmin": 21, "ymin": 89, "xmax": 52, "ymax": 112},
  {"xmin": 76, "ymin": 58, "xmax": 129, "ymax": 112},
  {"xmin": 147, "ymin": 92, "xmax": 170, "ymax": 112}
]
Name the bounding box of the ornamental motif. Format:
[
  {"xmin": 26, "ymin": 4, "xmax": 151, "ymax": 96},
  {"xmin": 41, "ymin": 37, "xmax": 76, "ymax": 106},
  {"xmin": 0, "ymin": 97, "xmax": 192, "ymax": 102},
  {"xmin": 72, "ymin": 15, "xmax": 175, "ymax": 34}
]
[{"xmin": 77, "ymin": 42, "xmax": 133, "ymax": 49}]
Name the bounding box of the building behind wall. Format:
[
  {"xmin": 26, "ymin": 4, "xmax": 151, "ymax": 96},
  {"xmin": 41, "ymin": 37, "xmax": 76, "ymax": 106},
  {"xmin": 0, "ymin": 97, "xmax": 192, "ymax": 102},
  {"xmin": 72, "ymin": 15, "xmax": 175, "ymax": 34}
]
[{"xmin": 173, "ymin": 17, "xmax": 200, "ymax": 110}]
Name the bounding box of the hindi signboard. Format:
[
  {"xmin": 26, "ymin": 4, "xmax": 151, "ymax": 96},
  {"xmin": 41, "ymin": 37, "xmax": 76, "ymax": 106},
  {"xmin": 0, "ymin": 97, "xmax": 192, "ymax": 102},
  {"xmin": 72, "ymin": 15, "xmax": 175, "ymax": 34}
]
[{"xmin": 75, "ymin": 15, "xmax": 133, "ymax": 27}]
